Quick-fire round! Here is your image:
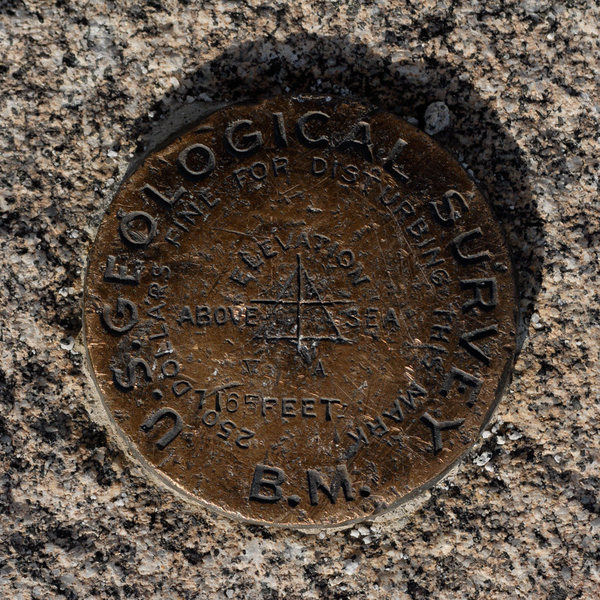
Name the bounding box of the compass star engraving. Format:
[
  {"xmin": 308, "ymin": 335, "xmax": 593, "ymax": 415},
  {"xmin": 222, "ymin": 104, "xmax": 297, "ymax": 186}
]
[{"xmin": 250, "ymin": 254, "xmax": 352, "ymax": 358}]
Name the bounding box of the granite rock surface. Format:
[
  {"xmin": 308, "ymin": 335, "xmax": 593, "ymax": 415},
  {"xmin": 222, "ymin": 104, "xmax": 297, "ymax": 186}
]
[{"xmin": 1, "ymin": 1, "xmax": 599, "ymax": 598}]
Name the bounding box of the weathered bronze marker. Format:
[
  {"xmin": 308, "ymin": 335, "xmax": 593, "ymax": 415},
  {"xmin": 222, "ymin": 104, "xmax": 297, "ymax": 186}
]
[{"xmin": 84, "ymin": 96, "xmax": 517, "ymax": 526}]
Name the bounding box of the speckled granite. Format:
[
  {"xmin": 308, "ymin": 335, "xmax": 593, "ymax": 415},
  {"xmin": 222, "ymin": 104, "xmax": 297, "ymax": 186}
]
[{"xmin": 1, "ymin": 1, "xmax": 599, "ymax": 598}]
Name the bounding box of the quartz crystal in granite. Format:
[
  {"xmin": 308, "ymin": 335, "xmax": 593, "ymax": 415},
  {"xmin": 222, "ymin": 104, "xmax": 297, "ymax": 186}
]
[{"xmin": 0, "ymin": 1, "xmax": 599, "ymax": 599}]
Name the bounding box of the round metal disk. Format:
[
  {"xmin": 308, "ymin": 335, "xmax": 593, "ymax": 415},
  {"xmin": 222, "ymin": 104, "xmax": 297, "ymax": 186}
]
[{"xmin": 84, "ymin": 96, "xmax": 517, "ymax": 526}]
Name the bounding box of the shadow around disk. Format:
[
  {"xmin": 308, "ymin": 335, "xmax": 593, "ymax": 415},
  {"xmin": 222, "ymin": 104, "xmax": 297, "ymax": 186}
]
[{"xmin": 131, "ymin": 32, "xmax": 544, "ymax": 354}]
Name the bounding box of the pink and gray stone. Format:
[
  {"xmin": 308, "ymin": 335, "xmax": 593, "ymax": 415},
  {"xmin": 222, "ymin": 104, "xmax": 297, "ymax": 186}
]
[{"xmin": 0, "ymin": 1, "xmax": 598, "ymax": 598}]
